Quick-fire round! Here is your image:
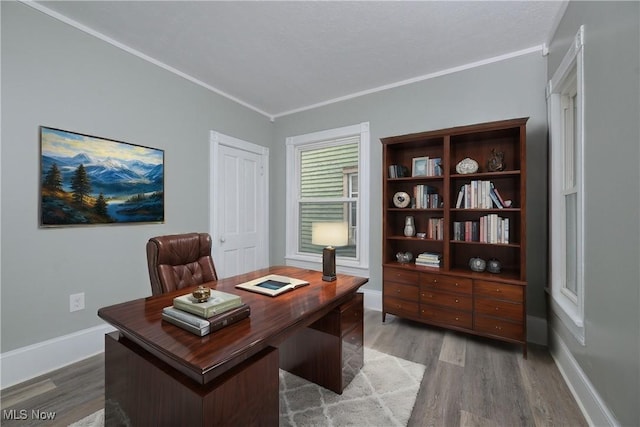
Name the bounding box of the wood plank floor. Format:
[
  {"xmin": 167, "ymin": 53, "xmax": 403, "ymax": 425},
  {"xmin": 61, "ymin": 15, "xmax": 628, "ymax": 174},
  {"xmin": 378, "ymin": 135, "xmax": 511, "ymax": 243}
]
[{"xmin": 1, "ymin": 309, "xmax": 587, "ymax": 426}]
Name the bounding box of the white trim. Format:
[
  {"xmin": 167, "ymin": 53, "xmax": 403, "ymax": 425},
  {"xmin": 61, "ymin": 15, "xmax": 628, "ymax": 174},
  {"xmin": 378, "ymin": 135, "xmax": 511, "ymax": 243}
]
[
  {"xmin": 550, "ymin": 328, "xmax": 620, "ymax": 427},
  {"xmin": 547, "ymin": 25, "xmax": 585, "ymax": 344},
  {"xmin": 24, "ymin": 0, "xmax": 548, "ymax": 120},
  {"xmin": 285, "ymin": 123, "xmax": 370, "ymax": 275},
  {"xmin": 209, "ymin": 131, "xmax": 270, "ymax": 276},
  {"xmin": 22, "ymin": 1, "xmax": 273, "ymax": 120},
  {"xmin": 273, "ymin": 45, "xmax": 545, "ymax": 118},
  {"xmin": 0, "ymin": 323, "xmax": 115, "ymax": 389}
]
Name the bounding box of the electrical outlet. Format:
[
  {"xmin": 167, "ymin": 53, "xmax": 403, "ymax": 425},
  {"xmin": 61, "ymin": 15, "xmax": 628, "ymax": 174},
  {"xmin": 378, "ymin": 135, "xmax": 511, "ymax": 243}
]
[{"xmin": 70, "ymin": 292, "xmax": 85, "ymax": 312}]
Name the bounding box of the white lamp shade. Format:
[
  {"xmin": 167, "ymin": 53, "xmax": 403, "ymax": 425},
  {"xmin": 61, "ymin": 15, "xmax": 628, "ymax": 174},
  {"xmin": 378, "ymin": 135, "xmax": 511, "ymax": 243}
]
[{"xmin": 312, "ymin": 222, "xmax": 348, "ymax": 247}]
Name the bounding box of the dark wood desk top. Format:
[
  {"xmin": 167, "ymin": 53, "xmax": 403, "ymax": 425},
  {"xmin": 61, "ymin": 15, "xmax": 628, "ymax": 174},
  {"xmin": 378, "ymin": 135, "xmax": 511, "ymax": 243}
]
[{"xmin": 98, "ymin": 266, "xmax": 367, "ymax": 384}]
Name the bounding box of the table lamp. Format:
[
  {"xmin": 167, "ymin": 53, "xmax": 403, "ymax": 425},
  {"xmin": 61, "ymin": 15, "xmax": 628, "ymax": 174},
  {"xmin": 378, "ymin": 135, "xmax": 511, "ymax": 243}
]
[{"xmin": 312, "ymin": 222, "xmax": 348, "ymax": 281}]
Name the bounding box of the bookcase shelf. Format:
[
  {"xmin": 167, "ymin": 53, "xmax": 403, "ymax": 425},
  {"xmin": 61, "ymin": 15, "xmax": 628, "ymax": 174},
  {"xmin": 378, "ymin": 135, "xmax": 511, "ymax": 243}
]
[{"xmin": 381, "ymin": 117, "xmax": 528, "ymax": 357}]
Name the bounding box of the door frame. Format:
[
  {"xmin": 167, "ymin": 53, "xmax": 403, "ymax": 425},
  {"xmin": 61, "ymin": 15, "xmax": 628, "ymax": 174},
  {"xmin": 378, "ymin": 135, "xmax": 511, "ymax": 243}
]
[{"xmin": 209, "ymin": 131, "xmax": 269, "ymax": 277}]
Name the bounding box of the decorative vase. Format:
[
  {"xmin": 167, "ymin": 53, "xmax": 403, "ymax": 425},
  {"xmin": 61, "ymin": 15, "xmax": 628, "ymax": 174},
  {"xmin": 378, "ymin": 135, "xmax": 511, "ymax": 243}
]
[
  {"xmin": 469, "ymin": 257, "xmax": 486, "ymax": 272},
  {"xmin": 487, "ymin": 258, "xmax": 502, "ymax": 273},
  {"xmin": 192, "ymin": 285, "xmax": 211, "ymax": 303},
  {"xmin": 403, "ymin": 216, "xmax": 415, "ymax": 237},
  {"xmin": 396, "ymin": 252, "xmax": 413, "ymax": 263}
]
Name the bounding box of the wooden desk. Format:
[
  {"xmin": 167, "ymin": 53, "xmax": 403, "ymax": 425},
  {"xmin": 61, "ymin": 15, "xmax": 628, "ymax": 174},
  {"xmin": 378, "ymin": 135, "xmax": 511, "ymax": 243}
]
[{"xmin": 98, "ymin": 266, "xmax": 367, "ymax": 426}]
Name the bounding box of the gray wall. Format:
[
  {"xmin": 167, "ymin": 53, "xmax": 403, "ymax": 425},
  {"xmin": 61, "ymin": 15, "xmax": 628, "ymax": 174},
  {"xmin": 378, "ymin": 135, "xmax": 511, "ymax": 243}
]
[
  {"xmin": 1, "ymin": 2, "xmax": 273, "ymax": 352},
  {"xmin": 547, "ymin": 2, "xmax": 640, "ymax": 425},
  {"xmin": 272, "ymin": 52, "xmax": 550, "ymax": 320}
]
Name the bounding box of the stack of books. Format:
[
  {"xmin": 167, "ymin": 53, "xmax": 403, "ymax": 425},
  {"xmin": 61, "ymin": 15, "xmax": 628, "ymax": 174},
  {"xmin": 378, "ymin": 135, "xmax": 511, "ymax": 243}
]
[
  {"xmin": 162, "ymin": 289, "xmax": 250, "ymax": 336},
  {"xmin": 415, "ymin": 252, "xmax": 442, "ymax": 268}
]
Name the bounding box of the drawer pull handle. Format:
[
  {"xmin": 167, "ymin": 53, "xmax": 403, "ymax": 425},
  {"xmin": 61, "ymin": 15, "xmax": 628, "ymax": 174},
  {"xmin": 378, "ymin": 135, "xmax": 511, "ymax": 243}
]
[
  {"xmin": 495, "ymin": 326, "xmax": 502, "ymax": 330},
  {"xmin": 455, "ymin": 317, "xmax": 459, "ymax": 321},
  {"xmin": 455, "ymin": 299, "xmax": 459, "ymax": 303},
  {"xmin": 496, "ymin": 288, "xmax": 501, "ymax": 292},
  {"xmin": 495, "ymin": 307, "xmax": 500, "ymax": 311},
  {"xmin": 396, "ymin": 289, "xmax": 401, "ymax": 293},
  {"xmin": 455, "ymin": 283, "xmax": 459, "ymax": 287},
  {"xmin": 433, "ymin": 280, "xmax": 438, "ymax": 284}
]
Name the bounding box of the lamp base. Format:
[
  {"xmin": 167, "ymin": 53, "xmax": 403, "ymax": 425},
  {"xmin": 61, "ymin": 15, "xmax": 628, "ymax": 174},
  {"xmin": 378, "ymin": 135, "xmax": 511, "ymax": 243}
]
[{"xmin": 322, "ymin": 246, "xmax": 337, "ymax": 282}]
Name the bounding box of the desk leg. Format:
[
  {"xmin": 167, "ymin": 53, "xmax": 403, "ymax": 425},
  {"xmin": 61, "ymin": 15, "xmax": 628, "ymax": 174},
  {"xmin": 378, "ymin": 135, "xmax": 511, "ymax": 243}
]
[
  {"xmin": 279, "ymin": 293, "xmax": 363, "ymax": 394},
  {"xmin": 105, "ymin": 332, "xmax": 279, "ymax": 426}
]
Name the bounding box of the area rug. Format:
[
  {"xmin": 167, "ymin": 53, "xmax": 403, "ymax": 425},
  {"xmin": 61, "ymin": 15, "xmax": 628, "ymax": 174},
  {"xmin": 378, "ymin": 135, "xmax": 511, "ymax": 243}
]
[{"xmin": 69, "ymin": 348, "xmax": 425, "ymax": 427}]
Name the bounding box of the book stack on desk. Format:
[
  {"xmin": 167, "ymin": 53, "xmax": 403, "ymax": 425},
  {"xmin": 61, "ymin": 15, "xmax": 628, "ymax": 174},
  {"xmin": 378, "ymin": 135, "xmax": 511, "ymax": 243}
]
[{"xmin": 162, "ymin": 289, "xmax": 250, "ymax": 336}]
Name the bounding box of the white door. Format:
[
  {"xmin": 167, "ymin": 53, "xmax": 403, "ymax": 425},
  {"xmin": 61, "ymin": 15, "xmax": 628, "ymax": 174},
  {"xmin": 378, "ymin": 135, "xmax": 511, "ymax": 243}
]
[{"xmin": 210, "ymin": 131, "xmax": 269, "ymax": 278}]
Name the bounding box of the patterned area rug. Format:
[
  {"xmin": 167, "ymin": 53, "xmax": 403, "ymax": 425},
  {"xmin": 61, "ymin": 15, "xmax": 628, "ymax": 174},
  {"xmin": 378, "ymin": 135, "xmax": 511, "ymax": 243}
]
[
  {"xmin": 69, "ymin": 348, "xmax": 425, "ymax": 427},
  {"xmin": 280, "ymin": 347, "xmax": 425, "ymax": 427}
]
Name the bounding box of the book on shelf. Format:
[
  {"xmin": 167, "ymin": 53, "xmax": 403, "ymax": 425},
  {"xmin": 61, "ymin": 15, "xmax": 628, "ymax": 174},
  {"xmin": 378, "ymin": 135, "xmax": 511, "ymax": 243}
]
[
  {"xmin": 455, "ymin": 181, "xmax": 510, "ymax": 209},
  {"xmin": 388, "ymin": 164, "xmax": 409, "ymax": 178},
  {"xmin": 427, "ymin": 217, "xmax": 444, "ymax": 240},
  {"xmin": 173, "ymin": 289, "xmax": 243, "ymax": 318},
  {"xmin": 413, "ymin": 185, "xmax": 439, "ymax": 209},
  {"xmin": 454, "ymin": 186, "xmax": 463, "ymax": 208},
  {"xmin": 415, "ymin": 251, "xmax": 442, "ymax": 267},
  {"xmin": 478, "ymin": 214, "xmax": 510, "ymax": 244},
  {"xmin": 162, "ymin": 303, "xmax": 251, "ymax": 336}
]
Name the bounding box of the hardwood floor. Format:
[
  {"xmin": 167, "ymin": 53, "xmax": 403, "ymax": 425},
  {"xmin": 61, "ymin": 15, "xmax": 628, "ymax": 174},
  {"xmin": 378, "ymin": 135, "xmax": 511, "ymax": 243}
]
[{"xmin": 1, "ymin": 309, "xmax": 586, "ymax": 426}]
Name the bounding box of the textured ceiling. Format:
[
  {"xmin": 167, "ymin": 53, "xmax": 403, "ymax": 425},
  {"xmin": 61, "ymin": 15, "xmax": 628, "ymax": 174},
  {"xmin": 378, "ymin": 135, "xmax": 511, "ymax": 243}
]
[{"xmin": 32, "ymin": 1, "xmax": 566, "ymax": 119}]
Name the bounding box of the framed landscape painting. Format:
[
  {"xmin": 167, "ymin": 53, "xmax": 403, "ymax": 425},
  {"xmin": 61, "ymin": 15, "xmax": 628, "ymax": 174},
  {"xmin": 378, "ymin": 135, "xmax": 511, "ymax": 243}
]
[{"xmin": 40, "ymin": 127, "xmax": 164, "ymax": 227}]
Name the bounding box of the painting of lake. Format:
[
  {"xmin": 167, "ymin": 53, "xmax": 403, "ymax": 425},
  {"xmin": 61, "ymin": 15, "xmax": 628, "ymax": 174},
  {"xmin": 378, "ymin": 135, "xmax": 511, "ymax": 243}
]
[{"xmin": 40, "ymin": 127, "xmax": 164, "ymax": 226}]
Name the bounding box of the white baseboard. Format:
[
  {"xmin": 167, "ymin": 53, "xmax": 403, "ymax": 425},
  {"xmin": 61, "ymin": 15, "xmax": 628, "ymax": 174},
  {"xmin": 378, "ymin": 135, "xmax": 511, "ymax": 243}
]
[
  {"xmin": 0, "ymin": 323, "xmax": 116, "ymax": 390},
  {"xmin": 549, "ymin": 327, "xmax": 619, "ymax": 427},
  {"xmin": 361, "ymin": 287, "xmax": 382, "ymax": 312}
]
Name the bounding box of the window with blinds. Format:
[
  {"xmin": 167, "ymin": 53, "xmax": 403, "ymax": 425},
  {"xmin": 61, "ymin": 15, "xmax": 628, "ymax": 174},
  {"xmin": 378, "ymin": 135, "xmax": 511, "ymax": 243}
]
[{"xmin": 285, "ymin": 123, "xmax": 370, "ymax": 275}]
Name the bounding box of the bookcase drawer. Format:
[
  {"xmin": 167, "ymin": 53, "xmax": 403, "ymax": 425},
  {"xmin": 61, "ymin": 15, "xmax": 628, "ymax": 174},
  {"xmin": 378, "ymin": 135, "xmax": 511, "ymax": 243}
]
[
  {"xmin": 384, "ymin": 268, "xmax": 419, "ymax": 285},
  {"xmin": 475, "ymin": 297, "xmax": 523, "ymax": 322},
  {"xmin": 384, "ymin": 297, "xmax": 419, "ymax": 317},
  {"xmin": 474, "ymin": 280, "xmax": 523, "ymax": 302},
  {"xmin": 420, "ymin": 289, "xmax": 472, "ymax": 311},
  {"xmin": 420, "ymin": 305, "xmax": 472, "ymax": 329},
  {"xmin": 384, "ymin": 282, "xmax": 419, "ymax": 301},
  {"xmin": 420, "ymin": 273, "xmax": 472, "ymax": 294},
  {"xmin": 474, "ymin": 315, "xmax": 524, "ymax": 341}
]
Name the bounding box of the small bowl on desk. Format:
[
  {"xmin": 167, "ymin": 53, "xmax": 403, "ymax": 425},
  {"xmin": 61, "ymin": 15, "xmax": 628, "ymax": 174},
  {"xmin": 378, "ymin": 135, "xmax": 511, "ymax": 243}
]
[{"xmin": 192, "ymin": 285, "xmax": 211, "ymax": 303}]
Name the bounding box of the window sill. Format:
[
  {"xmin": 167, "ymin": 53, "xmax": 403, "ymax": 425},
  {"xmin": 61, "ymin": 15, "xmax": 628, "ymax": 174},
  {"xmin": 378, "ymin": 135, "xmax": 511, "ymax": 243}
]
[
  {"xmin": 550, "ymin": 293, "xmax": 585, "ymax": 346},
  {"xmin": 285, "ymin": 255, "xmax": 369, "ymax": 278}
]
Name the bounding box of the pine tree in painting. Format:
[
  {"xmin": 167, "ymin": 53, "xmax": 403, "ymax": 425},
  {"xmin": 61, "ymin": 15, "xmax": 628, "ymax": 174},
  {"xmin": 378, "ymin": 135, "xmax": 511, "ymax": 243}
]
[
  {"xmin": 71, "ymin": 164, "xmax": 91, "ymax": 206},
  {"xmin": 44, "ymin": 163, "xmax": 63, "ymax": 191},
  {"xmin": 94, "ymin": 192, "xmax": 108, "ymax": 216}
]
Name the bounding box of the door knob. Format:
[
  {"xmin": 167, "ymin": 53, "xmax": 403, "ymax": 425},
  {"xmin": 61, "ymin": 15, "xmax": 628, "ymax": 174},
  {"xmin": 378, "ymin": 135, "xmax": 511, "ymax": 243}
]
[{"xmin": 220, "ymin": 237, "xmax": 226, "ymax": 243}]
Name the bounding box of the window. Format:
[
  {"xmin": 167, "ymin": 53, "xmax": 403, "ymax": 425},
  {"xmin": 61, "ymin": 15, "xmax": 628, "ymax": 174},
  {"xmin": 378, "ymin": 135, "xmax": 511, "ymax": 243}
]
[
  {"xmin": 547, "ymin": 26, "xmax": 585, "ymax": 344},
  {"xmin": 285, "ymin": 123, "xmax": 370, "ymax": 276}
]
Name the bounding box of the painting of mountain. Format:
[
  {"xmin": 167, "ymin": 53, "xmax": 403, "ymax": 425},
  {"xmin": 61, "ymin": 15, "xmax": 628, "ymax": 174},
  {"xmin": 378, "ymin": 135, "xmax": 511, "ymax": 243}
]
[{"xmin": 40, "ymin": 127, "xmax": 164, "ymax": 226}]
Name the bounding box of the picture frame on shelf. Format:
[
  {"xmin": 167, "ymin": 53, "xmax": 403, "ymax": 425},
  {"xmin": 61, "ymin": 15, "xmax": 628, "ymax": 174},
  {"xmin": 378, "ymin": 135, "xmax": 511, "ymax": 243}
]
[{"xmin": 411, "ymin": 156, "xmax": 428, "ymax": 176}]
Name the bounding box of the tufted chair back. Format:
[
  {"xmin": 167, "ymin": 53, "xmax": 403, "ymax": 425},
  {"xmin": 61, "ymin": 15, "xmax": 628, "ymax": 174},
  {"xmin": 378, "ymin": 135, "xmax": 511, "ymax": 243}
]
[{"xmin": 146, "ymin": 232, "xmax": 218, "ymax": 296}]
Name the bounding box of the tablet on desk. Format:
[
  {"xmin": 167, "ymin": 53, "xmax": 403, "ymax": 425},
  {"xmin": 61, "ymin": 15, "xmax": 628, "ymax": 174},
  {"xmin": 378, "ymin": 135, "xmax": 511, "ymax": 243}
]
[{"xmin": 235, "ymin": 274, "xmax": 309, "ymax": 297}]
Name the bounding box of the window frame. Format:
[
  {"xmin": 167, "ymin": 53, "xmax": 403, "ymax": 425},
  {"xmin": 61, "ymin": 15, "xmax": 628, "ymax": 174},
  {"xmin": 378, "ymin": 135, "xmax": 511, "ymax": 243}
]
[
  {"xmin": 285, "ymin": 122, "xmax": 370, "ymax": 277},
  {"xmin": 547, "ymin": 25, "xmax": 585, "ymax": 344}
]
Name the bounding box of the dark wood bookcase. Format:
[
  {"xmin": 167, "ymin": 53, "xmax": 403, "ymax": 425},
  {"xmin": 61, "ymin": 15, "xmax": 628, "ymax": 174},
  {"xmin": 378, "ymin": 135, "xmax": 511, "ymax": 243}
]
[{"xmin": 381, "ymin": 118, "xmax": 528, "ymax": 356}]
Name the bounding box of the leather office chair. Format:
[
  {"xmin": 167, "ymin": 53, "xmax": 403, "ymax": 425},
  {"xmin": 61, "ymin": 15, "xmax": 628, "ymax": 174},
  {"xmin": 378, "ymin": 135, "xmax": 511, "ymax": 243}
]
[{"xmin": 146, "ymin": 232, "xmax": 218, "ymax": 296}]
